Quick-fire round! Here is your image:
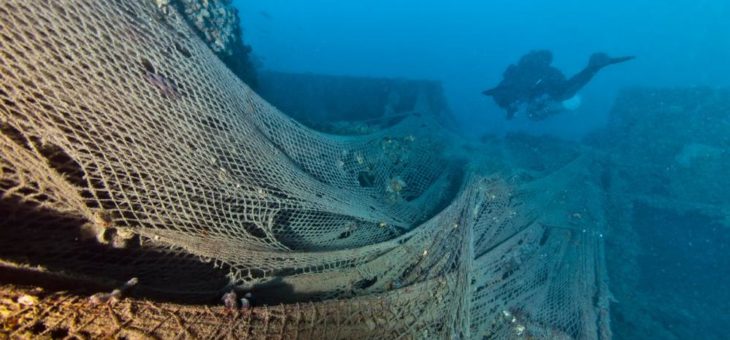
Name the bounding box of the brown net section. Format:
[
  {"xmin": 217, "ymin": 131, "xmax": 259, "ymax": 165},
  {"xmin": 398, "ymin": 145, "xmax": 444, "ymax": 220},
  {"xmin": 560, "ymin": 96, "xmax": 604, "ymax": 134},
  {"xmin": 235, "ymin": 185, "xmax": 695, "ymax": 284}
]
[{"xmin": 0, "ymin": 1, "xmax": 609, "ymax": 338}]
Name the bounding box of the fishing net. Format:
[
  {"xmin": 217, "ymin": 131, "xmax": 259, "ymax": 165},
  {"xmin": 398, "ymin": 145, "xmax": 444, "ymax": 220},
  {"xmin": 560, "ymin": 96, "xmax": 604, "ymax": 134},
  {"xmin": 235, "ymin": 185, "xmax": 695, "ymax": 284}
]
[{"xmin": 0, "ymin": 1, "xmax": 610, "ymax": 338}]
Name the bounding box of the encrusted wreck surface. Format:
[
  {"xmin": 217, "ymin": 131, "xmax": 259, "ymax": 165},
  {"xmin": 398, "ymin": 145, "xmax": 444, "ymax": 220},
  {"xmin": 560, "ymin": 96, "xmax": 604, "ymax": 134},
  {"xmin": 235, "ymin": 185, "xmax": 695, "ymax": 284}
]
[{"xmin": 598, "ymin": 87, "xmax": 730, "ymax": 340}]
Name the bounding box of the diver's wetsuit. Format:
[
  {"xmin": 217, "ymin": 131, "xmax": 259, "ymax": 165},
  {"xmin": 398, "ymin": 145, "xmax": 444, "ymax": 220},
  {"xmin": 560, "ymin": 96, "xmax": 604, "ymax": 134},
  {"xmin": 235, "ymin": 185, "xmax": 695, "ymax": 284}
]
[{"xmin": 483, "ymin": 50, "xmax": 634, "ymax": 120}]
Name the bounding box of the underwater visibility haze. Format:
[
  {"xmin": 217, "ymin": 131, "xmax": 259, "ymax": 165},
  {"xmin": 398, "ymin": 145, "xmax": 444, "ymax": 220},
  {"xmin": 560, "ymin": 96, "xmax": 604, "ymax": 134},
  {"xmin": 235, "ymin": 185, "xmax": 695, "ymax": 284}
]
[{"xmin": 237, "ymin": 0, "xmax": 730, "ymax": 137}]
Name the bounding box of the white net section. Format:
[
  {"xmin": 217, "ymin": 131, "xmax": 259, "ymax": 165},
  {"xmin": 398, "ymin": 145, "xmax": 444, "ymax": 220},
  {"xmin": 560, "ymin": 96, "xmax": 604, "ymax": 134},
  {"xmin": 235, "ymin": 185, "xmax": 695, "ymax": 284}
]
[{"xmin": 0, "ymin": 1, "xmax": 610, "ymax": 339}]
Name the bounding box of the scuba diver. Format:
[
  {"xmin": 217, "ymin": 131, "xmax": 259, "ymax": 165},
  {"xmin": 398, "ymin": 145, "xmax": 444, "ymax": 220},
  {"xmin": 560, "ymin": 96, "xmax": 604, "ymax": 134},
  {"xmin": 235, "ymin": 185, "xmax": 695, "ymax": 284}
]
[{"xmin": 483, "ymin": 50, "xmax": 635, "ymax": 120}]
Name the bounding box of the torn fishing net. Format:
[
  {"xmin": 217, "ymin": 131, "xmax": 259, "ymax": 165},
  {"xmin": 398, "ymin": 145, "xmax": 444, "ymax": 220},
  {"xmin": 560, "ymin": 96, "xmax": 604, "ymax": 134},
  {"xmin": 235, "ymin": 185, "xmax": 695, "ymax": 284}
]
[{"xmin": 0, "ymin": 1, "xmax": 609, "ymax": 338}]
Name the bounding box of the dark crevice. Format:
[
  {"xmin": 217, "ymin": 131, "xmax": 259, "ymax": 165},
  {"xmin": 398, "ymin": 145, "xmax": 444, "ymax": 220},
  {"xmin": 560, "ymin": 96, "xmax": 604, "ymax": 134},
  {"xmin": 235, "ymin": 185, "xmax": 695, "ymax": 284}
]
[
  {"xmin": 34, "ymin": 140, "xmax": 87, "ymax": 189},
  {"xmin": 353, "ymin": 276, "xmax": 377, "ymax": 290},
  {"xmin": 357, "ymin": 171, "xmax": 376, "ymax": 187},
  {"xmin": 0, "ymin": 195, "xmax": 231, "ymax": 304}
]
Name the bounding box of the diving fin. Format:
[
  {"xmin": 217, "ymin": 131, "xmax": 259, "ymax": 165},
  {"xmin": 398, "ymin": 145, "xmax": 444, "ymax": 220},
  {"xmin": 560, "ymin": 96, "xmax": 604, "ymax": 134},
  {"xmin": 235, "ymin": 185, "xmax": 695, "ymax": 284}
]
[
  {"xmin": 482, "ymin": 88, "xmax": 498, "ymax": 96},
  {"xmin": 589, "ymin": 53, "xmax": 636, "ymax": 69},
  {"xmin": 608, "ymin": 55, "xmax": 636, "ymax": 64}
]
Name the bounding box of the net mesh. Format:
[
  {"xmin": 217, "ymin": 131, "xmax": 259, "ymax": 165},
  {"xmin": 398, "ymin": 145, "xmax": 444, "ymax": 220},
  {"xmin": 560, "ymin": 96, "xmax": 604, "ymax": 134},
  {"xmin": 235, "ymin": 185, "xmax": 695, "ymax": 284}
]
[{"xmin": 0, "ymin": 1, "xmax": 609, "ymax": 338}]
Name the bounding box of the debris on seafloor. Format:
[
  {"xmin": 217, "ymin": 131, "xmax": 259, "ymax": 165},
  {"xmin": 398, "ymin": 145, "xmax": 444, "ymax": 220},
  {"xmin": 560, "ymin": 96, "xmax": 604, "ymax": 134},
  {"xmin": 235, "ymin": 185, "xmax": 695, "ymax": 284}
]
[
  {"xmin": 386, "ymin": 176, "xmax": 406, "ymax": 194},
  {"xmin": 222, "ymin": 290, "xmax": 237, "ymax": 310},
  {"xmin": 501, "ymin": 309, "xmax": 526, "ymax": 336},
  {"xmin": 354, "ymin": 151, "xmax": 365, "ymax": 165},
  {"xmin": 380, "ymin": 136, "xmax": 412, "ymax": 165},
  {"xmin": 385, "ymin": 176, "xmax": 407, "ymax": 203},
  {"xmin": 82, "ymin": 211, "xmax": 138, "ymax": 249},
  {"xmin": 16, "ymin": 295, "xmax": 39, "ymax": 307},
  {"xmin": 1, "ymin": 290, "xmax": 42, "ymax": 322},
  {"xmin": 154, "ymin": 0, "xmax": 170, "ymax": 13},
  {"xmin": 89, "ymin": 277, "xmax": 139, "ymax": 305},
  {"xmin": 222, "ymin": 290, "xmax": 253, "ymax": 311},
  {"xmin": 241, "ymin": 292, "xmax": 253, "ymax": 310},
  {"xmin": 1, "ymin": 287, "xmax": 45, "ymax": 332}
]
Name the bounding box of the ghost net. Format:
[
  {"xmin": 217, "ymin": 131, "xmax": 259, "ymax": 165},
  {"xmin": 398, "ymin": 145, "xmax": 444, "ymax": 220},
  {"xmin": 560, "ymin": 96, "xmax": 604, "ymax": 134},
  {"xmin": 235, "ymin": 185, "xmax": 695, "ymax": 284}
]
[{"xmin": 0, "ymin": 1, "xmax": 610, "ymax": 339}]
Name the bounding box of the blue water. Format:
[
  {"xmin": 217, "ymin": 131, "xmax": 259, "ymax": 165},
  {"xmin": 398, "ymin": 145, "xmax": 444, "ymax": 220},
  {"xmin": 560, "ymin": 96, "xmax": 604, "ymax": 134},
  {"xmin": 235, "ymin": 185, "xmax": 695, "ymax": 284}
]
[
  {"xmin": 235, "ymin": 0, "xmax": 730, "ymax": 139},
  {"xmin": 232, "ymin": 1, "xmax": 730, "ymax": 339}
]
